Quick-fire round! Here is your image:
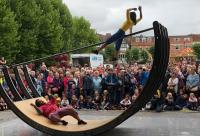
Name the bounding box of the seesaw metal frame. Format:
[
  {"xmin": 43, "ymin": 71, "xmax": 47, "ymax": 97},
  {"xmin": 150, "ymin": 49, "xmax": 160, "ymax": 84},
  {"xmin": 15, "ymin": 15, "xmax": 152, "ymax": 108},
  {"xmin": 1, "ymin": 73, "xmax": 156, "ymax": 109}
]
[{"xmin": 0, "ymin": 21, "xmax": 169, "ymax": 136}]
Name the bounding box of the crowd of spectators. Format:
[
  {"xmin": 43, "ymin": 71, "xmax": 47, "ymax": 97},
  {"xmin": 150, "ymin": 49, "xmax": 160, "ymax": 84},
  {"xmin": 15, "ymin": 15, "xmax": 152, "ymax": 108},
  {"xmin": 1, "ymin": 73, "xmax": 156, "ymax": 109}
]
[{"xmin": 0, "ymin": 57, "xmax": 200, "ymax": 112}]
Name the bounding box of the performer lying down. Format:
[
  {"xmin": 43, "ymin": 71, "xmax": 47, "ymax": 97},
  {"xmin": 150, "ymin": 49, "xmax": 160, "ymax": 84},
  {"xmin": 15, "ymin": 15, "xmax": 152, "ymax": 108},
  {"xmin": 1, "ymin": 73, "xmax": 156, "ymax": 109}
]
[{"xmin": 31, "ymin": 96, "xmax": 87, "ymax": 126}]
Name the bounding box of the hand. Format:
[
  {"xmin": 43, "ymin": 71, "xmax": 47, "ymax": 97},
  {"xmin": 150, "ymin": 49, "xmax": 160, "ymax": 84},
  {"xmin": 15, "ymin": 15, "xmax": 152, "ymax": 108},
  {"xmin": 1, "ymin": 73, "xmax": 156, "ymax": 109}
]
[
  {"xmin": 30, "ymin": 103, "xmax": 35, "ymax": 106},
  {"xmin": 133, "ymin": 8, "xmax": 137, "ymax": 11},
  {"xmin": 138, "ymin": 6, "xmax": 142, "ymax": 11}
]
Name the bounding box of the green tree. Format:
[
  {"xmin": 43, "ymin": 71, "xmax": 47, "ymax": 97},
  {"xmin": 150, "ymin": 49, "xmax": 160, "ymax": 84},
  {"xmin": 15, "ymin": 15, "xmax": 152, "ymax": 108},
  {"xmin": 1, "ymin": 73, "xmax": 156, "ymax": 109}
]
[
  {"xmin": 35, "ymin": 0, "xmax": 63, "ymax": 58},
  {"xmin": 0, "ymin": 0, "xmax": 19, "ymax": 63},
  {"xmin": 71, "ymin": 16, "xmax": 99, "ymax": 53},
  {"xmin": 192, "ymin": 43, "xmax": 200, "ymax": 59},
  {"xmin": 139, "ymin": 49, "xmax": 149, "ymax": 63},
  {"xmin": 125, "ymin": 47, "xmax": 140, "ymax": 63},
  {"xmin": 103, "ymin": 44, "xmax": 115, "ymax": 61},
  {"xmin": 8, "ymin": 0, "xmax": 42, "ymax": 62},
  {"xmin": 50, "ymin": 0, "xmax": 73, "ymax": 51},
  {"xmin": 148, "ymin": 46, "xmax": 155, "ymax": 58}
]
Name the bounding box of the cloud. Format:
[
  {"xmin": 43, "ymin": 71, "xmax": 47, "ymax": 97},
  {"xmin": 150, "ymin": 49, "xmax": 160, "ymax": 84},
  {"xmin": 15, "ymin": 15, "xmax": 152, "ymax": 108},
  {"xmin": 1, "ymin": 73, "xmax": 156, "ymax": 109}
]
[{"xmin": 63, "ymin": 0, "xmax": 200, "ymax": 36}]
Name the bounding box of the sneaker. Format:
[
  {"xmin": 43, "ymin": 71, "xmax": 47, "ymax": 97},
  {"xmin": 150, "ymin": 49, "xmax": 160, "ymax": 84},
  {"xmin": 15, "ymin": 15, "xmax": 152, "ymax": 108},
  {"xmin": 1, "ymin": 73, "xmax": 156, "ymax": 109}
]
[
  {"xmin": 92, "ymin": 50, "xmax": 99, "ymax": 54},
  {"xmin": 78, "ymin": 120, "xmax": 87, "ymax": 125},
  {"xmin": 61, "ymin": 120, "xmax": 68, "ymax": 126}
]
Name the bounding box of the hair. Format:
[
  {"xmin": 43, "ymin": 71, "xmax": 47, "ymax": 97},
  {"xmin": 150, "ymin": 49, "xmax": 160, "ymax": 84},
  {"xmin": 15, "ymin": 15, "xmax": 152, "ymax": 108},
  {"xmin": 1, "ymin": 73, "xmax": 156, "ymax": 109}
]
[
  {"xmin": 35, "ymin": 99, "xmax": 45, "ymax": 107},
  {"xmin": 130, "ymin": 12, "xmax": 137, "ymax": 24}
]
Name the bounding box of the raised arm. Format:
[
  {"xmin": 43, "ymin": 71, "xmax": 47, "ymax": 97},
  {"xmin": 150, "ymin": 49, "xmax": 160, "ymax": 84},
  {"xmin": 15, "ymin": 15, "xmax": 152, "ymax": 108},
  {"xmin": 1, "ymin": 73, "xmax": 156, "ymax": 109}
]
[
  {"xmin": 30, "ymin": 103, "xmax": 43, "ymax": 115},
  {"xmin": 126, "ymin": 8, "xmax": 137, "ymax": 20},
  {"xmin": 137, "ymin": 6, "xmax": 143, "ymax": 23}
]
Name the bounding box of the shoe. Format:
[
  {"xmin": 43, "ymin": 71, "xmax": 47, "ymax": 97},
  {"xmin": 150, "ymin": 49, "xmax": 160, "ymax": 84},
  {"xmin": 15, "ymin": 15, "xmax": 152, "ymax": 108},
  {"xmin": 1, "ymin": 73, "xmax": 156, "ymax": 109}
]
[
  {"xmin": 78, "ymin": 120, "xmax": 87, "ymax": 125},
  {"xmin": 92, "ymin": 50, "xmax": 99, "ymax": 54},
  {"xmin": 61, "ymin": 120, "xmax": 68, "ymax": 126}
]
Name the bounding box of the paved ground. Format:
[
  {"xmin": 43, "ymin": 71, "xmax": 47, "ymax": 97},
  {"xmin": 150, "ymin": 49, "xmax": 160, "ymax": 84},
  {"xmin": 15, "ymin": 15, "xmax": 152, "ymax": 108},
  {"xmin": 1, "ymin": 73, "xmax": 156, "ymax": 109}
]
[{"xmin": 0, "ymin": 110, "xmax": 200, "ymax": 136}]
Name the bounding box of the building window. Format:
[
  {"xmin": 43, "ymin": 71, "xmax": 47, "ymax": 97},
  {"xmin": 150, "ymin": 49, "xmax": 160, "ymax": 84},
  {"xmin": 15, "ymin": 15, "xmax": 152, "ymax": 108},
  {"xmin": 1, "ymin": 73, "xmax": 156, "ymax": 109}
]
[
  {"xmin": 174, "ymin": 38, "xmax": 180, "ymax": 42},
  {"xmin": 184, "ymin": 38, "xmax": 190, "ymax": 42},
  {"xmin": 136, "ymin": 37, "xmax": 140, "ymax": 42},
  {"xmin": 175, "ymin": 45, "xmax": 180, "ymax": 50},
  {"xmin": 147, "ymin": 37, "xmax": 152, "ymax": 42}
]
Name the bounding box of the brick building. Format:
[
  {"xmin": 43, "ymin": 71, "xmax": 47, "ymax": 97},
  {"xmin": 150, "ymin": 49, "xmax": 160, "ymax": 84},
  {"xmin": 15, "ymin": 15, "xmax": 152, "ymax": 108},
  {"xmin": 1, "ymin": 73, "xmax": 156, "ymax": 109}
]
[
  {"xmin": 97, "ymin": 33, "xmax": 200, "ymax": 62},
  {"xmin": 129, "ymin": 34, "xmax": 200, "ymax": 60}
]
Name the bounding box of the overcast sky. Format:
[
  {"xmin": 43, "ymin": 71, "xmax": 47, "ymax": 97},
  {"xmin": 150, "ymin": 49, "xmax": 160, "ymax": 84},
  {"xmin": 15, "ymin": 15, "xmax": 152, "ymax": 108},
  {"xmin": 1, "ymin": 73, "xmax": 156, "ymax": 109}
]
[{"xmin": 63, "ymin": 0, "xmax": 200, "ymax": 36}]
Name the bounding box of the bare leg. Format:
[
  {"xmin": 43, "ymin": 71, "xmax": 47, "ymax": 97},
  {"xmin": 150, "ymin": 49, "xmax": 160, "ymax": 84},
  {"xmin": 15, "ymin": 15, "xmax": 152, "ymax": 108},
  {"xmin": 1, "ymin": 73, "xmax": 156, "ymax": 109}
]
[
  {"xmin": 97, "ymin": 44, "xmax": 108, "ymax": 52},
  {"xmin": 58, "ymin": 107, "xmax": 87, "ymax": 125}
]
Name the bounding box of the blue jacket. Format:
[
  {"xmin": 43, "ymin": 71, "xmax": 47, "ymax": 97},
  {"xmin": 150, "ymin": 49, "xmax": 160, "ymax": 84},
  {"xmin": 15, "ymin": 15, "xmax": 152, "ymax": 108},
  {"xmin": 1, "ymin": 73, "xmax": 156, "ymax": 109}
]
[
  {"xmin": 186, "ymin": 73, "xmax": 199, "ymax": 88},
  {"xmin": 105, "ymin": 74, "xmax": 119, "ymax": 86}
]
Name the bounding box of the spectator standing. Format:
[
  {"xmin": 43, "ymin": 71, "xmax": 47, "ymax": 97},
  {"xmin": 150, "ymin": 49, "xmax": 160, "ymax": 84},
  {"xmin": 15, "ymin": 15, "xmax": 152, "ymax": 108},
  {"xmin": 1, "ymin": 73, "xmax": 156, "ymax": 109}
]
[
  {"xmin": 105, "ymin": 69, "xmax": 119, "ymax": 108},
  {"xmin": 83, "ymin": 70, "xmax": 94, "ymax": 98},
  {"xmin": 92, "ymin": 71, "xmax": 102, "ymax": 95}
]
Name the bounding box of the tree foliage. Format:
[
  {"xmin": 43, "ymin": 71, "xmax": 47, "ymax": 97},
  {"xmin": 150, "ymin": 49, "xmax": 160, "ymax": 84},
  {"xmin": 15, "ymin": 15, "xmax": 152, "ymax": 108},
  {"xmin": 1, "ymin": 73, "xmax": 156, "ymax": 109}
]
[
  {"xmin": 192, "ymin": 43, "xmax": 200, "ymax": 59},
  {"xmin": 1, "ymin": 0, "xmax": 98, "ymax": 64},
  {"xmin": 125, "ymin": 47, "xmax": 140, "ymax": 63},
  {"xmin": 148, "ymin": 46, "xmax": 155, "ymax": 58},
  {"xmin": 103, "ymin": 44, "xmax": 115, "ymax": 61},
  {"xmin": 125, "ymin": 47, "xmax": 150, "ymax": 63},
  {"xmin": 71, "ymin": 16, "xmax": 99, "ymax": 53},
  {"xmin": 140, "ymin": 49, "xmax": 149, "ymax": 63},
  {"xmin": 0, "ymin": 0, "xmax": 19, "ymax": 63}
]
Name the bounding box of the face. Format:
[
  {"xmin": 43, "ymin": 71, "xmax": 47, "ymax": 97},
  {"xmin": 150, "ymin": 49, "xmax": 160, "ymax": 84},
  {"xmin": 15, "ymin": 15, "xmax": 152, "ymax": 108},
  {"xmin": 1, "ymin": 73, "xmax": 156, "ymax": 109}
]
[
  {"xmin": 49, "ymin": 71, "xmax": 53, "ymax": 77},
  {"xmin": 80, "ymin": 95, "xmax": 84, "ymax": 100},
  {"xmin": 31, "ymin": 71, "xmax": 35, "ymax": 77},
  {"xmin": 94, "ymin": 71, "xmax": 99, "ymax": 77},
  {"xmin": 55, "ymin": 72, "xmax": 60, "ymax": 78}
]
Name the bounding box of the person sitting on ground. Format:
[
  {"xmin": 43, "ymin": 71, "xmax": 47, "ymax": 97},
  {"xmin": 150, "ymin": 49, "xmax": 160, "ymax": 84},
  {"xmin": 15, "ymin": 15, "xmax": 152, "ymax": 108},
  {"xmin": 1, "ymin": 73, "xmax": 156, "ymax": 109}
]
[
  {"xmin": 92, "ymin": 91, "xmax": 102, "ymax": 110},
  {"xmin": 78, "ymin": 95, "xmax": 87, "ymax": 109},
  {"xmin": 31, "ymin": 95, "xmax": 87, "ymax": 126},
  {"xmin": 149, "ymin": 89, "xmax": 163, "ymax": 112},
  {"xmin": 61, "ymin": 95, "xmax": 69, "ymax": 107},
  {"xmin": 92, "ymin": 6, "xmax": 143, "ymax": 61},
  {"xmin": 120, "ymin": 94, "xmax": 131, "ymax": 110},
  {"xmin": 163, "ymin": 92, "xmax": 181, "ymax": 111},
  {"xmin": 187, "ymin": 93, "xmax": 198, "ymax": 110},
  {"xmin": 101, "ymin": 95, "xmax": 110, "ymax": 110},
  {"xmin": 175, "ymin": 90, "xmax": 188, "ymax": 110},
  {"xmin": 86, "ymin": 96, "xmax": 95, "ymax": 109},
  {"xmin": 71, "ymin": 95, "xmax": 79, "ymax": 109},
  {"xmin": 163, "ymin": 92, "xmax": 176, "ymax": 111},
  {"xmin": 0, "ymin": 97, "xmax": 7, "ymax": 111}
]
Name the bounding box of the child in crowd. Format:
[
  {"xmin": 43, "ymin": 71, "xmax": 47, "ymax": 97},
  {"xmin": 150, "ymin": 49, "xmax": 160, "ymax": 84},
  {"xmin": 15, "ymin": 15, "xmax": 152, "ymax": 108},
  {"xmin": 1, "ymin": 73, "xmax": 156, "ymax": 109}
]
[
  {"xmin": 187, "ymin": 93, "xmax": 198, "ymax": 110},
  {"xmin": 71, "ymin": 95, "xmax": 79, "ymax": 109},
  {"xmin": 54, "ymin": 94, "xmax": 61, "ymax": 107},
  {"xmin": 149, "ymin": 89, "xmax": 163, "ymax": 112},
  {"xmin": 93, "ymin": 91, "xmax": 102, "ymax": 110},
  {"xmin": 175, "ymin": 90, "xmax": 188, "ymax": 110},
  {"xmin": 61, "ymin": 96, "xmax": 69, "ymax": 107},
  {"xmin": 163, "ymin": 92, "xmax": 175, "ymax": 111},
  {"xmin": 86, "ymin": 96, "xmax": 95, "ymax": 109},
  {"xmin": 0, "ymin": 97, "xmax": 7, "ymax": 111},
  {"xmin": 78, "ymin": 95, "xmax": 87, "ymax": 109},
  {"xmin": 101, "ymin": 95, "xmax": 110, "ymax": 110},
  {"xmin": 120, "ymin": 94, "xmax": 131, "ymax": 110},
  {"xmin": 101, "ymin": 90, "xmax": 110, "ymax": 110}
]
